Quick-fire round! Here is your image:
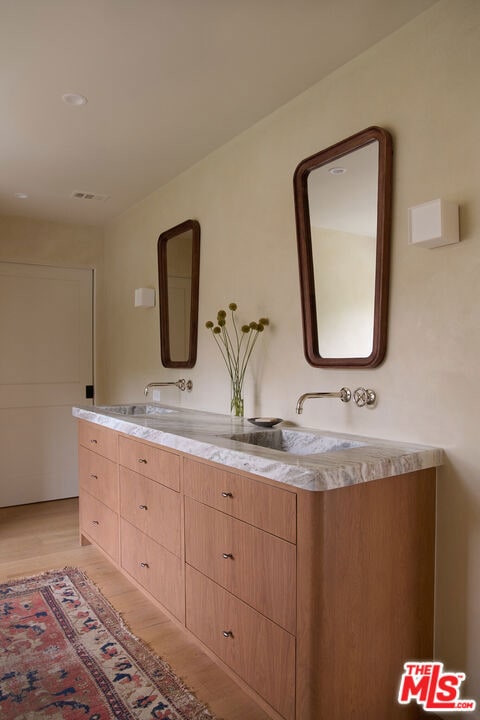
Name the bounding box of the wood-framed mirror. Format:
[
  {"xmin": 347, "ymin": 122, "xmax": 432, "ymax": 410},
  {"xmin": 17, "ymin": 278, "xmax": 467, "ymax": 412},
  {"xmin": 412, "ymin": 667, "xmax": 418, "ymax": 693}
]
[
  {"xmin": 158, "ymin": 219, "xmax": 200, "ymax": 368},
  {"xmin": 293, "ymin": 126, "xmax": 393, "ymax": 368}
]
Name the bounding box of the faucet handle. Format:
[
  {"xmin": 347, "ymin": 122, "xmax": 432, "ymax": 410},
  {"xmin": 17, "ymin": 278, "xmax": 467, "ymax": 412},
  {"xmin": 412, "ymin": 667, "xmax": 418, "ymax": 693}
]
[
  {"xmin": 353, "ymin": 387, "xmax": 376, "ymax": 407},
  {"xmin": 340, "ymin": 387, "xmax": 352, "ymax": 402}
]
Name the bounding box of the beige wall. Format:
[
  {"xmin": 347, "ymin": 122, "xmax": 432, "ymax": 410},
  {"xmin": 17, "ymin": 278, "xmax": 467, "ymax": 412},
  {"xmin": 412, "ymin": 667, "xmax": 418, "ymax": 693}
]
[
  {"xmin": 0, "ymin": 214, "xmax": 105, "ymax": 400},
  {"xmin": 102, "ymin": 0, "xmax": 480, "ymax": 708}
]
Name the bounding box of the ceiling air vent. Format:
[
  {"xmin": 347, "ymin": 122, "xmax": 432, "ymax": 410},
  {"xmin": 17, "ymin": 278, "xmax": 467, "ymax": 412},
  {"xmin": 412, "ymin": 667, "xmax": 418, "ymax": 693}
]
[{"xmin": 71, "ymin": 191, "xmax": 109, "ymax": 201}]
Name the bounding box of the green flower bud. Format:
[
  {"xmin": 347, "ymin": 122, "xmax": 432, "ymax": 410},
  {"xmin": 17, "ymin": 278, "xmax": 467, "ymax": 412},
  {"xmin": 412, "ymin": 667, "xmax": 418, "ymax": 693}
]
[
  {"xmin": 218, "ymin": 318, "xmax": 225, "ymax": 327},
  {"xmin": 229, "ymin": 302, "xmax": 238, "ymax": 311},
  {"xmin": 249, "ymin": 321, "xmax": 257, "ymax": 329},
  {"xmin": 217, "ymin": 310, "xmax": 226, "ymax": 319},
  {"xmin": 257, "ymin": 324, "xmax": 264, "ymax": 332},
  {"xmin": 213, "ymin": 326, "xmax": 221, "ymax": 334},
  {"xmin": 241, "ymin": 325, "xmax": 250, "ymax": 333},
  {"xmin": 205, "ymin": 320, "xmax": 214, "ymax": 329},
  {"xmin": 259, "ymin": 317, "xmax": 269, "ymax": 326}
]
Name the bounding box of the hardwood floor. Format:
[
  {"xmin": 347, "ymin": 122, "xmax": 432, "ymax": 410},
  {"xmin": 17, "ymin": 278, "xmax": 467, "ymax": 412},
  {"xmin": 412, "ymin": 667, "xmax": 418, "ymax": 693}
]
[{"xmin": 0, "ymin": 497, "xmax": 271, "ymax": 720}]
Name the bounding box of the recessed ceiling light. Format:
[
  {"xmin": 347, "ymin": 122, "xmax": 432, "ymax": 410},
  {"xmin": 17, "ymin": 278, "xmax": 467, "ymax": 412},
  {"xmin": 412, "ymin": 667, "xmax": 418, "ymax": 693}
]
[
  {"xmin": 328, "ymin": 167, "xmax": 347, "ymax": 175},
  {"xmin": 62, "ymin": 93, "xmax": 88, "ymax": 106},
  {"xmin": 14, "ymin": 192, "xmax": 28, "ymax": 199}
]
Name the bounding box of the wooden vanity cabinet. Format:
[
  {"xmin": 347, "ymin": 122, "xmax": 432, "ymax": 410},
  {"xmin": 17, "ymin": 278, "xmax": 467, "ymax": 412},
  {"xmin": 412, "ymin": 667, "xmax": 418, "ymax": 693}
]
[
  {"xmin": 78, "ymin": 420, "xmax": 118, "ymax": 462},
  {"xmin": 79, "ymin": 490, "xmax": 120, "ymax": 562},
  {"xmin": 79, "ymin": 445, "xmax": 118, "ymax": 510},
  {"xmin": 78, "ymin": 422, "xmax": 185, "ymax": 622},
  {"xmin": 183, "ymin": 459, "xmax": 298, "ymax": 719},
  {"xmin": 183, "ymin": 456, "xmax": 296, "ymax": 542},
  {"xmin": 78, "ymin": 421, "xmax": 120, "ymax": 562},
  {"xmin": 119, "ymin": 466, "xmax": 181, "ymax": 556},
  {"xmin": 186, "ymin": 564, "xmax": 296, "ymax": 720},
  {"xmin": 184, "ymin": 495, "xmax": 296, "ymax": 633},
  {"xmin": 120, "ymin": 517, "xmax": 184, "ymax": 621},
  {"xmin": 295, "ymin": 467, "xmax": 436, "ymax": 720},
  {"xmin": 117, "ymin": 436, "xmax": 184, "ymax": 622},
  {"xmin": 77, "ymin": 420, "xmax": 436, "ymax": 720},
  {"xmin": 182, "ymin": 460, "xmax": 436, "ymax": 720},
  {"xmin": 119, "ymin": 435, "xmax": 180, "ymax": 491}
]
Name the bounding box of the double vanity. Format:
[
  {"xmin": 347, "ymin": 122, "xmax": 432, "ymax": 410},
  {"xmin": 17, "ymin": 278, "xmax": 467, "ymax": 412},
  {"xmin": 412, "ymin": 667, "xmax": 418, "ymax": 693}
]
[{"xmin": 73, "ymin": 402, "xmax": 442, "ymax": 720}]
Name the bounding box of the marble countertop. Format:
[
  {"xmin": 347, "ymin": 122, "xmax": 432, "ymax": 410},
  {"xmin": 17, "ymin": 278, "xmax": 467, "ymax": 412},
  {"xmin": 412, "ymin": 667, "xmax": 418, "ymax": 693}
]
[{"xmin": 72, "ymin": 403, "xmax": 443, "ymax": 492}]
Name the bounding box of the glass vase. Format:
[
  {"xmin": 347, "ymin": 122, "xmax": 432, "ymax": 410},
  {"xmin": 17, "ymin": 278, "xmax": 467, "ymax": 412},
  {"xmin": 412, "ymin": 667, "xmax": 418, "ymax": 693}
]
[{"xmin": 230, "ymin": 378, "xmax": 244, "ymax": 417}]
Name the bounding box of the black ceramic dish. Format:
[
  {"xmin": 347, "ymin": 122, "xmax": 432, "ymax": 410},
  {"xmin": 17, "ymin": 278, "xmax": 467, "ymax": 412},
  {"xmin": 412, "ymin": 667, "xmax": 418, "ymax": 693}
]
[{"xmin": 247, "ymin": 417, "xmax": 283, "ymax": 428}]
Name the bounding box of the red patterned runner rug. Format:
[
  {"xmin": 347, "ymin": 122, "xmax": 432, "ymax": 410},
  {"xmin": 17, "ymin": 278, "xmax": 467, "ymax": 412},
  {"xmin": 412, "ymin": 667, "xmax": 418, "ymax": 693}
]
[{"xmin": 0, "ymin": 567, "xmax": 215, "ymax": 719}]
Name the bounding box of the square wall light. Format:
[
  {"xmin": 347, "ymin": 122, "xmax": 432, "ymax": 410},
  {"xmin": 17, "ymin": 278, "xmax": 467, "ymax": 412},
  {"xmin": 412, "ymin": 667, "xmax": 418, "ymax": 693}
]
[
  {"xmin": 408, "ymin": 198, "xmax": 459, "ymax": 248},
  {"xmin": 134, "ymin": 288, "xmax": 156, "ymax": 308}
]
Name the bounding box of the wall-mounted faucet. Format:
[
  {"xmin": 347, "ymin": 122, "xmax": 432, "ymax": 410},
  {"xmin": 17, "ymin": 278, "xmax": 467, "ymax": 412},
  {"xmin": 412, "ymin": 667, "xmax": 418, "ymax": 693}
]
[
  {"xmin": 296, "ymin": 387, "xmax": 351, "ymax": 414},
  {"xmin": 144, "ymin": 379, "xmax": 193, "ymax": 397},
  {"xmin": 296, "ymin": 386, "xmax": 377, "ymax": 414}
]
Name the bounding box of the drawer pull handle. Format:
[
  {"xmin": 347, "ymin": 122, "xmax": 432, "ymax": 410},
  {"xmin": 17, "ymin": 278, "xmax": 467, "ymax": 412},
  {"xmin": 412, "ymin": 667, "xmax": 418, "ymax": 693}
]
[
  {"xmin": 138, "ymin": 458, "xmax": 148, "ymax": 464},
  {"xmin": 221, "ymin": 491, "xmax": 233, "ymax": 498},
  {"xmin": 222, "ymin": 553, "xmax": 234, "ymax": 560},
  {"xmin": 90, "ymin": 474, "xmax": 98, "ymax": 479},
  {"xmin": 139, "ymin": 562, "xmax": 149, "ymax": 568},
  {"xmin": 91, "ymin": 520, "xmax": 99, "ymax": 526},
  {"xmin": 223, "ymin": 630, "xmax": 234, "ymax": 638},
  {"xmin": 138, "ymin": 504, "xmax": 148, "ymax": 510},
  {"xmin": 90, "ymin": 439, "xmax": 98, "ymax": 444}
]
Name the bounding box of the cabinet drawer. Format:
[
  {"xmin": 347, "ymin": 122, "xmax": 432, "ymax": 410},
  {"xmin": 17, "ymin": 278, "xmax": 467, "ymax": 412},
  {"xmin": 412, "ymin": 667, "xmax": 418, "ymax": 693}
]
[
  {"xmin": 119, "ymin": 436, "xmax": 180, "ymax": 491},
  {"xmin": 119, "ymin": 466, "xmax": 181, "ymax": 557},
  {"xmin": 183, "ymin": 458, "xmax": 296, "ymax": 542},
  {"xmin": 79, "ymin": 446, "xmax": 118, "ymax": 511},
  {"xmin": 186, "ymin": 566, "xmax": 295, "ymax": 720},
  {"xmin": 78, "ymin": 420, "xmax": 118, "ymax": 462},
  {"xmin": 80, "ymin": 491, "xmax": 119, "ymax": 563},
  {"xmin": 185, "ymin": 497, "xmax": 296, "ymax": 633},
  {"xmin": 121, "ymin": 519, "xmax": 184, "ymax": 622}
]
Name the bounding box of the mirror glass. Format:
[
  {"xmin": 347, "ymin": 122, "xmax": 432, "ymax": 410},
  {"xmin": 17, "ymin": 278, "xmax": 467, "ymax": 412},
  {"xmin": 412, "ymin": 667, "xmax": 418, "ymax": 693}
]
[
  {"xmin": 294, "ymin": 126, "xmax": 392, "ymax": 368},
  {"xmin": 158, "ymin": 219, "xmax": 200, "ymax": 368}
]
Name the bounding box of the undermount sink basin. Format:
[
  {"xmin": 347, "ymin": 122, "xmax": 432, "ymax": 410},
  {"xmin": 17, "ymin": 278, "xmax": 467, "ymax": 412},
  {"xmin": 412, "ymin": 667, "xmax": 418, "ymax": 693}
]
[
  {"xmin": 227, "ymin": 428, "xmax": 367, "ymax": 456},
  {"xmin": 99, "ymin": 404, "xmax": 175, "ymax": 418}
]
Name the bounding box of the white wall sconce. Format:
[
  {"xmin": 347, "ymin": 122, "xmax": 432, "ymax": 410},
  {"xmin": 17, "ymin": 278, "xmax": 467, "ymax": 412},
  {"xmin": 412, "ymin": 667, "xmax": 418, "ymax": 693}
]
[
  {"xmin": 134, "ymin": 288, "xmax": 156, "ymax": 308},
  {"xmin": 408, "ymin": 198, "xmax": 460, "ymax": 248}
]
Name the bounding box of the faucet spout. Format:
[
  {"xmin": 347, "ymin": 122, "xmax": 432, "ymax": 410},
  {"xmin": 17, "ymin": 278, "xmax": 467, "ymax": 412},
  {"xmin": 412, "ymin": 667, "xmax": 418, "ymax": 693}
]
[
  {"xmin": 296, "ymin": 387, "xmax": 351, "ymax": 414},
  {"xmin": 144, "ymin": 379, "xmax": 193, "ymax": 397}
]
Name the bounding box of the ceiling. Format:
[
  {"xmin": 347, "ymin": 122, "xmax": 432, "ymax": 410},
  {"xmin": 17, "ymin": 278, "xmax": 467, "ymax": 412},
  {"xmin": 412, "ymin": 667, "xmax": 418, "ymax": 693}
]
[{"xmin": 0, "ymin": 0, "xmax": 437, "ymax": 228}]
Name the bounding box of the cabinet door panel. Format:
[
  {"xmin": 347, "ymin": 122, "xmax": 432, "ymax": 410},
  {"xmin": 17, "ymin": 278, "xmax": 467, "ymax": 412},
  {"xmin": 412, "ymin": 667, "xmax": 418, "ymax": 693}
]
[
  {"xmin": 119, "ymin": 466, "xmax": 181, "ymax": 556},
  {"xmin": 186, "ymin": 566, "xmax": 295, "ymax": 720},
  {"xmin": 79, "ymin": 446, "xmax": 118, "ymax": 511},
  {"xmin": 121, "ymin": 518, "xmax": 184, "ymax": 622},
  {"xmin": 78, "ymin": 420, "xmax": 118, "ymax": 461},
  {"xmin": 80, "ymin": 490, "xmax": 119, "ymax": 562},
  {"xmin": 185, "ymin": 497, "xmax": 296, "ymax": 633},
  {"xmin": 119, "ymin": 436, "xmax": 180, "ymax": 491},
  {"xmin": 183, "ymin": 457, "xmax": 296, "ymax": 542}
]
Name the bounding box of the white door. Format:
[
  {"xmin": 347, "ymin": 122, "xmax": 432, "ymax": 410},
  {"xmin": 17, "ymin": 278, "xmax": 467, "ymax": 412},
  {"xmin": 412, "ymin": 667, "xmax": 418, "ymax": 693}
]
[{"xmin": 0, "ymin": 262, "xmax": 93, "ymax": 507}]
